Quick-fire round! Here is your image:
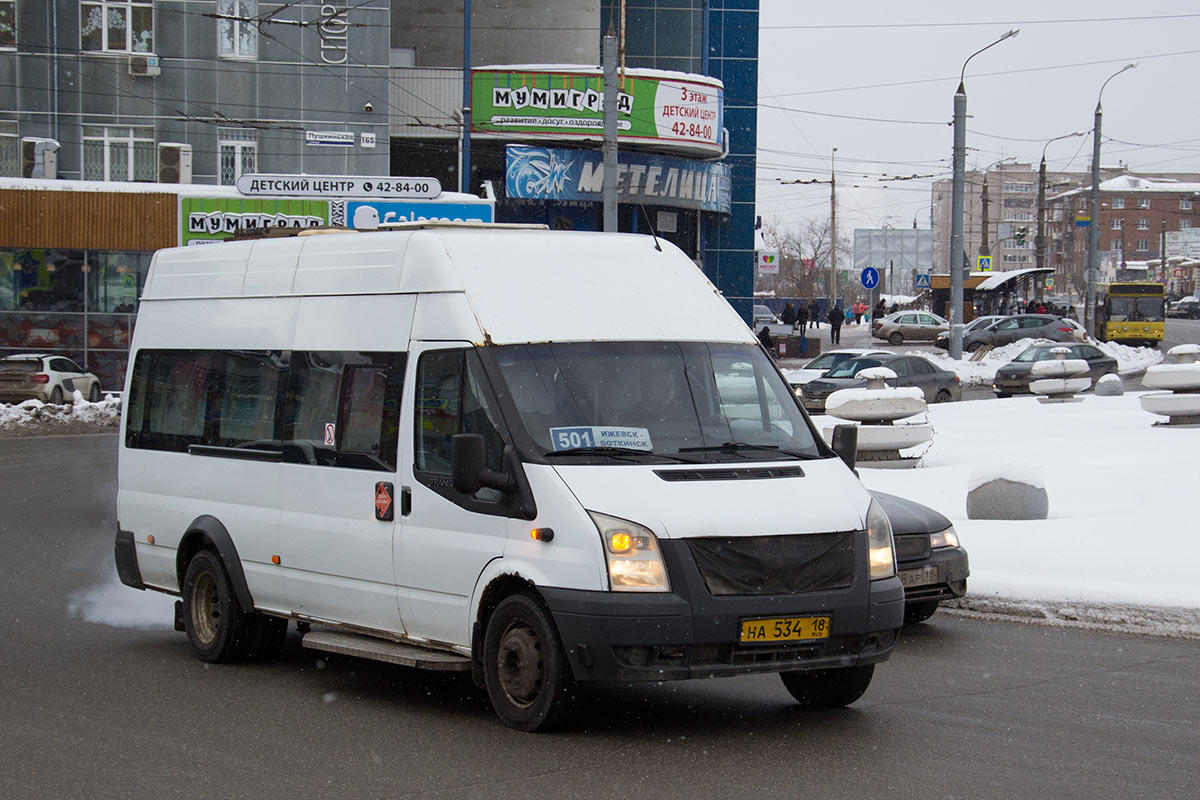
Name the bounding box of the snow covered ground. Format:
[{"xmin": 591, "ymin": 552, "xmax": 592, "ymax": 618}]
[{"xmin": 5, "ymin": 374, "xmax": 1197, "ymax": 638}]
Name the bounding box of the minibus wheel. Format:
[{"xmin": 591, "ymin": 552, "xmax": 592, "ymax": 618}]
[
  {"xmin": 780, "ymin": 664, "xmax": 874, "ymax": 708},
  {"xmin": 483, "ymin": 593, "xmax": 575, "ymax": 731},
  {"xmin": 182, "ymin": 549, "xmax": 250, "ymax": 663}
]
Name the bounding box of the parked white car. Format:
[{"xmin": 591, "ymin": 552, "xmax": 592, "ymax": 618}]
[
  {"xmin": 0, "ymin": 354, "xmax": 102, "ymax": 404},
  {"xmin": 783, "ymin": 348, "xmax": 891, "ymax": 390}
]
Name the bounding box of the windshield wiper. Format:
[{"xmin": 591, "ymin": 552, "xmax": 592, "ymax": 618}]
[
  {"xmin": 544, "ymin": 446, "xmax": 693, "ymax": 463},
  {"xmin": 679, "ymin": 442, "xmax": 810, "ymax": 458}
]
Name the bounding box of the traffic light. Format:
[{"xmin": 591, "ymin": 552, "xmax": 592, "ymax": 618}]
[{"xmin": 1015, "ymin": 226, "xmax": 1028, "ymax": 247}]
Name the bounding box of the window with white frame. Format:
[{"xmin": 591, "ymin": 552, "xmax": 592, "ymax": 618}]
[
  {"xmin": 0, "ymin": 121, "xmax": 17, "ymax": 176},
  {"xmin": 1137, "ymin": 218, "xmax": 1149, "ymax": 230},
  {"xmin": 1182, "ymin": 198, "xmax": 1193, "ymax": 211},
  {"xmin": 81, "ymin": 1, "xmax": 153, "ymax": 52},
  {"xmin": 1004, "ymin": 182, "xmax": 1034, "ymax": 193},
  {"xmin": 82, "ymin": 125, "xmax": 155, "ymax": 181},
  {"xmin": 1002, "ymin": 254, "xmax": 1029, "ymax": 263},
  {"xmin": 1111, "ymin": 198, "xmax": 1125, "ymax": 209},
  {"xmin": 218, "ymin": 128, "xmax": 257, "ymax": 185},
  {"xmin": 218, "ymin": 0, "xmax": 258, "ymax": 59},
  {"xmin": 1111, "ymin": 239, "xmax": 1122, "ymax": 252},
  {"xmin": 1137, "ymin": 198, "xmax": 1150, "ymax": 209},
  {"xmin": 1182, "ymin": 219, "xmax": 1193, "ymax": 230},
  {"xmin": 0, "ymin": 0, "xmax": 15, "ymax": 49},
  {"xmin": 1111, "ymin": 218, "xmax": 1123, "ymax": 230},
  {"xmin": 1136, "ymin": 239, "xmax": 1148, "ymax": 251}
]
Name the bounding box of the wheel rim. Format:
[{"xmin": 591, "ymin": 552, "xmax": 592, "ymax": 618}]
[
  {"xmin": 496, "ymin": 620, "xmax": 543, "ymax": 708},
  {"xmin": 190, "ymin": 571, "xmax": 221, "ymax": 645}
]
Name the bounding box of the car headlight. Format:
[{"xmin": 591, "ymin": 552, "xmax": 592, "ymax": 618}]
[
  {"xmin": 866, "ymin": 499, "xmax": 895, "ymax": 580},
  {"xmin": 589, "ymin": 511, "xmax": 670, "ymax": 592},
  {"xmin": 929, "ymin": 526, "xmax": 960, "ymax": 549}
]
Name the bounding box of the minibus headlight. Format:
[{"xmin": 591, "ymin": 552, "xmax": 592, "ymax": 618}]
[
  {"xmin": 929, "ymin": 526, "xmax": 960, "ymax": 549},
  {"xmin": 589, "ymin": 511, "xmax": 670, "ymax": 592},
  {"xmin": 866, "ymin": 499, "xmax": 896, "ymax": 580}
]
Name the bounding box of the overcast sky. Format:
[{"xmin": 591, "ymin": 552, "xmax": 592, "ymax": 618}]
[{"xmin": 755, "ymin": 1, "xmax": 1200, "ymax": 238}]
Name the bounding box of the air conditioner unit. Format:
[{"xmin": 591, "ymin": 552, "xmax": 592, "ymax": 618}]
[
  {"xmin": 129, "ymin": 54, "xmax": 161, "ymax": 77},
  {"xmin": 158, "ymin": 143, "xmax": 193, "ymax": 184},
  {"xmin": 21, "ymin": 137, "xmax": 59, "ymax": 179}
]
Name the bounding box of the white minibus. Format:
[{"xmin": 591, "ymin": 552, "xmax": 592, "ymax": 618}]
[{"xmin": 115, "ymin": 223, "xmax": 903, "ymax": 730}]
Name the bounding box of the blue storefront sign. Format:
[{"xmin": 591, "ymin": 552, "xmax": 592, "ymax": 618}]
[
  {"xmin": 505, "ymin": 145, "xmax": 731, "ymax": 214},
  {"xmin": 332, "ymin": 199, "xmax": 494, "ymax": 228}
]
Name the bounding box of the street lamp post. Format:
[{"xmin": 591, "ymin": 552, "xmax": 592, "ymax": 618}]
[
  {"xmin": 949, "ymin": 28, "xmax": 1019, "ymax": 360},
  {"xmin": 1085, "ymin": 62, "xmax": 1138, "ymax": 337},
  {"xmin": 1037, "ymin": 132, "xmax": 1088, "ymax": 299},
  {"xmin": 830, "ymin": 147, "xmax": 838, "ymax": 304}
]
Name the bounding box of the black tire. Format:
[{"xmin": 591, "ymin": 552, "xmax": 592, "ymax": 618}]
[
  {"xmin": 934, "ymin": 389, "xmax": 952, "ymax": 404},
  {"xmin": 780, "ymin": 664, "xmax": 875, "ymax": 708},
  {"xmin": 483, "ymin": 593, "xmax": 575, "ymax": 732},
  {"xmin": 995, "ymin": 391, "xmax": 1012, "ymax": 399},
  {"xmin": 888, "ymin": 332, "xmax": 903, "ymax": 346},
  {"xmin": 49, "ymin": 385, "xmax": 63, "ymax": 405},
  {"xmin": 965, "ymin": 341, "xmax": 985, "ymax": 353},
  {"xmin": 87, "ymin": 382, "xmax": 101, "ymax": 403},
  {"xmin": 903, "ymin": 599, "xmax": 940, "ymax": 625},
  {"xmin": 181, "ymin": 550, "xmax": 252, "ymax": 663}
]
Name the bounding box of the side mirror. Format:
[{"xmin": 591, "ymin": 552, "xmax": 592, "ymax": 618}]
[
  {"xmin": 830, "ymin": 424, "xmax": 858, "ymax": 470},
  {"xmin": 451, "ymin": 433, "xmax": 486, "ymax": 495},
  {"xmin": 452, "ymin": 433, "xmax": 517, "ymax": 495}
]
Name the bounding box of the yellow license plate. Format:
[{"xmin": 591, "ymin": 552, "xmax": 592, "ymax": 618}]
[{"xmin": 739, "ymin": 615, "xmax": 831, "ymax": 644}]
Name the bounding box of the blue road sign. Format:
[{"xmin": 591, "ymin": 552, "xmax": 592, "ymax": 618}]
[
  {"xmin": 860, "ymin": 266, "xmax": 880, "ymax": 289},
  {"xmin": 914, "ymin": 273, "xmax": 931, "ymax": 289}
]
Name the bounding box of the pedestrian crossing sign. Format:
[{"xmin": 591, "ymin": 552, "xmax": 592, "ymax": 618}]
[
  {"xmin": 914, "ymin": 273, "xmax": 931, "ymax": 289},
  {"xmin": 977, "ymin": 255, "xmax": 992, "ymax": 272}
]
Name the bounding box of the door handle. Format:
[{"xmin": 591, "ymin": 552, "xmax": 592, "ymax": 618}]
[{"xmin": 400, "ymin": 486, "xmax": 412, "ymax": 517}]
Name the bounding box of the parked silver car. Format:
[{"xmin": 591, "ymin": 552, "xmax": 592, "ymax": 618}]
[{"xmin": 871, "ymin": 311, "xmax": 949, "ymax": 345}]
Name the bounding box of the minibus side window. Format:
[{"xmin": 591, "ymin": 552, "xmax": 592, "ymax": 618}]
[
  {"xmin": 283, "ymin": 351, "xmax": 405, "ymax": 471},
  {"xmin": 415, "ymin": 349, "xmax": 507, "ymax": 505},
  {"xmin": 126, "ymin": 349, "xmax": 283, "ymax": 451}
]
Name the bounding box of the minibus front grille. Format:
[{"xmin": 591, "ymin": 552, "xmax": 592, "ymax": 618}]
[
  {"xmin": 654, "ymin": 466, "xmax": 805, "ymax": 481},
  {"xmin": 686, "ymin": 532, "xmax": 855, "ymax": 596}
]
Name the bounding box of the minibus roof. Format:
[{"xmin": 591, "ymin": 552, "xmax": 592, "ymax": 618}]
[{"xmin": 142, "ymin": 227, "xmax": 755, "ymax": 346}]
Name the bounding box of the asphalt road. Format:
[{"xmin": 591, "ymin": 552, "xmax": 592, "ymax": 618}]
[{"xmin": 2, "ymin": 434, "xmax": 1198, "ymax": 799}]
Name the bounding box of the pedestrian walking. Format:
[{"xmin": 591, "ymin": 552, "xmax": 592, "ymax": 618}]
[
  {"xmin": 827, "ymin": 306, "xmax": 843, "ymax": 345},
  {"xmin": 797, "ymin": 302, "xmax": 809, "ymax": 333},
  {"xmin": 808, "ymin": 300, "xmax": 821, "ymax": 329},
  {"xmin": 780, "ymin": 302, "xmax": 796, "ymax": 327}
]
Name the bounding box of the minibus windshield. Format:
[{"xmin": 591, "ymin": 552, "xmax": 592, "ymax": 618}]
[{"xmin": 489, "ymin": 342, "xmax": 823, "ymax": 461}]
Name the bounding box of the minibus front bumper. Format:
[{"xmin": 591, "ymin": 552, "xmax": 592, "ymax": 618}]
[{"xmin": 539, "ymin": 538, "xmax": 905, "ymax": 683}]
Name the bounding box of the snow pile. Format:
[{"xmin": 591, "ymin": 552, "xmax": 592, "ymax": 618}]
[
  {"xmin": 825, "ymin": 384, "xmax": 923, "ymax": 413},
  {"xmin": 918, "ymin": 338, "xmax": 1163, "ymax": 387},
  {"xmin": 967, "ymin": 461, "xmax": 1045, "ymax": 491},
  {"xmin": 0, "ymin": 394, "xmax": 122, "ymax": 431},
  {"xmin": 838, "ymin": 391, "xmax": 1200, "ymax": 613}
]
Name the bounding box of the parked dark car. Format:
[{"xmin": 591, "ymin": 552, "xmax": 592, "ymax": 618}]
[
  {"xmin": 871, "ymin": 490, "xmax": 969, "ymax": 624},
  {"xmin": 933, "ymin": 314, "xmax": 1006, "ymax": 351},
  {"xmin": 800, "ymin": 353, "xmax": 961, "ymax": 413},
  {"xmin": 991, "ymin": 342, "xmax": 1118, "ymax": 397},
  {"xmin": 1167, "ymin": 299, "xmax": 1200, "ymax": 319},
  {"xmin": 958, "ymin": 314, "xmax": 1083, "ymax": 352}
]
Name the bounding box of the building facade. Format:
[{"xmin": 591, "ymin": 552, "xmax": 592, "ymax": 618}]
[
  {"xmin": 933, "ymin": 166, "xmax": 1200, "ymax": 298},
  {"xmin": 388, "ymin": 0, "xmax": 760, "ymax": 319},
  {"xmin": 0, "ymin": 1, "xmax": 390, "ymax": 386},
  {"xmin": 1046, "ymin": 174, "xmax": 1200, "ymax": 298}
]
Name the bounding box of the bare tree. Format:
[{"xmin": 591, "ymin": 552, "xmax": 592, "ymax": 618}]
[{"xmin": 758, "ymin": 219, "xmax": 850, "ymax": 301}]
